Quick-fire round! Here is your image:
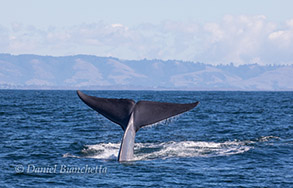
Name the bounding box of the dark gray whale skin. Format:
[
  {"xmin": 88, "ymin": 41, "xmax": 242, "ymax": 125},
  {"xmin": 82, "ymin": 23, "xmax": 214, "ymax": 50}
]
[{"xmin": 77, "ymin": 90, "xmax": 199, "ymax": 162}]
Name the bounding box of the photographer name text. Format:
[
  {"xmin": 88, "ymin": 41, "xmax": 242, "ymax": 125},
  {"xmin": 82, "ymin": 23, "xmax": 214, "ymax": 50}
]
[{"xmin": 15, "ymin": 164, "xmax": 107, "ymax": 174}]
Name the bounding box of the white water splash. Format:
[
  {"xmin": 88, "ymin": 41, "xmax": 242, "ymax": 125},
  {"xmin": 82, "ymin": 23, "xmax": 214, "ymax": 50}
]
[
  {"xmin": 258, "ymin": 136, "xmax": 279, "ymax": 142},
  {"xmin": 63, "ymin": 136, "xmax": 280, "ymax": 161},
  {"xmin": 133, "ymin": 140, "xmax": 251, "ymax": 160},
  {"xmin": 63, "ymin": 140, "xmax": 253, "ymax": 161},
  {"xmin": 82, "ymin": 142, "xmax": 119, "ymax": 160}
]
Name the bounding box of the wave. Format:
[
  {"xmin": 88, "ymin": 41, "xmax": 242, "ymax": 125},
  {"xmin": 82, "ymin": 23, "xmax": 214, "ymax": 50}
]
[{"xmin": 63, "ymin": 136, "xmax": 279, "ymax": 161}]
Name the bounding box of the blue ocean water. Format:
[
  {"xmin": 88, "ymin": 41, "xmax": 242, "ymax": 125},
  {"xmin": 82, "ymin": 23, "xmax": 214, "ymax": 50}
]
[{"xmin": 0, "ymin": 90, "xmax": 292, "ymax": 187}]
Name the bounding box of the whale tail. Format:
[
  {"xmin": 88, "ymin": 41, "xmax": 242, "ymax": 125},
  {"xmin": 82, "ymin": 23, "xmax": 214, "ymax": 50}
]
[
  {"xmin": 77, "ymin": 90, "xmax": 199, "ymax": 161},
  {"xmin": 77, "ymin": 90, "xmax": 199, "ymax": 132}
]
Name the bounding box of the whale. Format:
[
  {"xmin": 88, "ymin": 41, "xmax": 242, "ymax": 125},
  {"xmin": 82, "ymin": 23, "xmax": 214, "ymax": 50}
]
[{"xmin": 77, "ymin": 90, "xmax": 199, "ymax": 162}]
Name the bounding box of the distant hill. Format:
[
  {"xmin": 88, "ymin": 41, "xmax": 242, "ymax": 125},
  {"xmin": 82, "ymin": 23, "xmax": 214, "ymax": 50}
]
[{"xmin": 0, "ymin": 54, "xmax": 292, "ymax": 90}]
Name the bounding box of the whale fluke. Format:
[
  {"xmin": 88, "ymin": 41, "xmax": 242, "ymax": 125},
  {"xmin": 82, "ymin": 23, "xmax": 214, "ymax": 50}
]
[
  {"xmin": 77, "ymin": 90, "xmax": 199, "ymax": 161},
  {"xmin": 77, "ymin": 90, "xmax": 135, "ymax": 130},
  {"xmin": 133, "ymin": 100, "xmax": 198, "ymax": 131}
]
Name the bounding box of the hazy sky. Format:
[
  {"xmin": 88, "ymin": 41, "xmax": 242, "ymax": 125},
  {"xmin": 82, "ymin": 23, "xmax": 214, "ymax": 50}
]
[{"xmin": 1, "ymin": 0, "xmax": 293, "ymax": 65}]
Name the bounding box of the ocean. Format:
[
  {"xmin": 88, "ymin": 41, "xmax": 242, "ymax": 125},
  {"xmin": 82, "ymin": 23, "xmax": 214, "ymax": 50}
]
[{"xmin": 0, "ymin": 90, "xmax": 292, "ymax": 187}]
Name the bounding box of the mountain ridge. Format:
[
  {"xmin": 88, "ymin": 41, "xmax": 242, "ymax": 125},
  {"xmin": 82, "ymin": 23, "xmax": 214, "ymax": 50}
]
[{"xmin": 0, "ymin": 54, "xmax": 292, "ymax": 90}]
